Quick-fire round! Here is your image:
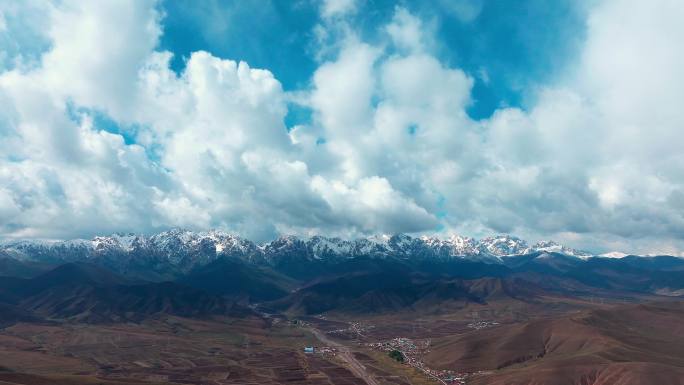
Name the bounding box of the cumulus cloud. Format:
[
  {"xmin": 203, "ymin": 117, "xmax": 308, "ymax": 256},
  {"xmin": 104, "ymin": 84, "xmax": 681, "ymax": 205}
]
[
  {"xmin": 311, "ymin": 176, "xmax": 438, "ymax": 233},
  {"xmin": 320, "ymin": 0, "xmax": 358, "ymax": 19},
  {"xmin": 0, "ymin": 1, "xmax": 441, "ymax": 241},
  {"xmin": 42, "ymin": 0, "xmax": 161, "ymax": 120},
  {"xmin": 465, "ymin": 0, "xmax": 684, "ymax": 253},
  {"xmin": 0, "ymin": 0, "xmax": 172, "ymax": 239},
  {"xmin": 0, "ymin": 1, "xmax": 51, "ymax": 72},
  {"xmin": 0, "ymin": 0, "xmax": 683, "ymax": 254},
  {"xmin": 385, "ymin": 7, "xmax": 428, "ymax": 53}
]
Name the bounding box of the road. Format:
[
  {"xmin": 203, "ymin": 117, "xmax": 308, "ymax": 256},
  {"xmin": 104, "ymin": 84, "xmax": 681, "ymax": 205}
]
[{"xmin": 307, "ymin": 326, "xmax": 379, "ymax": 385}]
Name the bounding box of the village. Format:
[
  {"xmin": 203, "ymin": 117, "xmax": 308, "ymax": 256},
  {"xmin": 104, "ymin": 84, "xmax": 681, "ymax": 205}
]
[
  {"xmin": 366, "ymin": 337, "xmax": 470, "ymax": 385},
  {"xmin": 301, "ymin": 316, "xmax": 504, "ymax": 384},
  {"xmin": 466, "ymin": 320, "xmax": 500, "ymax": 330}
]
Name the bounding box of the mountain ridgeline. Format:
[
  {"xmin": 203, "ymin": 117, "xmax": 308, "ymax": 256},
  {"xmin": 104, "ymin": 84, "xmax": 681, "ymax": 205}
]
[
  {"xmin": 0, "ymin": 229, "xmax": 593, "ymax": 281},
  {"xmin": 0, "ymin": 229, "xmax": 683, "ymax": 321}
]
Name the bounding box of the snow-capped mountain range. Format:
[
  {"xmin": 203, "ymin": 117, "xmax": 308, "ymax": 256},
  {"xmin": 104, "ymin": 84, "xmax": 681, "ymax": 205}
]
[{"xmin": 0, "ymin": 228, "xmax": 600, "ymax": 269}]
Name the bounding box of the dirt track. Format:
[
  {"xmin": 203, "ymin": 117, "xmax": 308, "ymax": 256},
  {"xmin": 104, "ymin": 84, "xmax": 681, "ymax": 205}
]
[{"xmin": 308, "ymin": 326, "xmax": 379, "ymax": 385}]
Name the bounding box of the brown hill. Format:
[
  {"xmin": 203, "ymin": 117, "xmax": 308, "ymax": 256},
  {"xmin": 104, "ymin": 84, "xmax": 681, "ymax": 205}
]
[
  {"xmin": 425, "ymin": 301, "xmax": 684, "ymax": 385},
  {"xmin": 0, "ymin": 263, "xmax": 253, "ymax": 323},
  {"xmin": 270, "ymin": 270, "xmax": 558, "ymax": 315}
]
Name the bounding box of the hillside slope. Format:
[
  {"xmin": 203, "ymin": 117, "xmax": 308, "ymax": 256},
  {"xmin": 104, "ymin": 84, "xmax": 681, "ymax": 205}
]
[
  {"xmin": 0, "ymin": 263, "xmax": 252, "ymax": 323},
  {"xmin": 425, "ymin": 301, "xmax": 684, "ymax": 385}
]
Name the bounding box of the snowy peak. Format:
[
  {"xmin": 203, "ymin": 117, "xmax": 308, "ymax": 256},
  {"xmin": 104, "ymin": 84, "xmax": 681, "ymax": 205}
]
[
  {"xmin": 93, "ymin": 233, "xmax": 142, "ymax": 252},
  {"xmin": 263, "ymin": 235, "xmax": 308, "ymax": 254},
  {"xmin": 599, "ymin": 251, "xmax": 629, "ymax": 259},
  {"xmin": 308, "ymin": 236, "xmax": 353, "ymax": 258},
  {"xmin": 256, "ymin": 233, "xmax": 589, "ymax": 262},
  {"xmin": 1, "ymin": 230, "xmax": 605, "ymax": 271},
  {"xmin": 262, "ymin": 234, "xmax": 419, "ymax": 260},
  {"xmin": 0, "ymin": 238, "xmax": 93, "ymax": 262},
  {"xmin": 478, "ymin": 235, "xmax": 532, "ymax": 256},
  {"xmin": 532, "ymin": 240, "xmax": 592, "ymax": 258},
  {"xmin": 0, "ymin": 229, "xmax": 257, "ymax": 269},
  {"xmin": 145, "ymin": 229, "xmax": 256, "ymax": 264},
  {"xmin": 420, "ymin": 234, "xmax": 480, "ymax": 257}
]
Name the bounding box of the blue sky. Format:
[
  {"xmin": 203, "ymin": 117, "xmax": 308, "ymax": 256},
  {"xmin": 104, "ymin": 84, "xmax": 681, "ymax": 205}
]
[
  {"xmin": 159, "ymin": 0, "xmax": 587, "ymax": 120},
  {"xmin": 1, "ymin": 0, "xmax": 683, "ymax": 255}
]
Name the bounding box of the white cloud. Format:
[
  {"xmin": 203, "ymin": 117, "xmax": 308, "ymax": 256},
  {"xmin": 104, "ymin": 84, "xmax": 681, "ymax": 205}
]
[
  {"xmin": 41, "ymin": 0, "xmax": 161, "ymax": 120},
  {"xmin": 1, "ymin": 1, "xmax": 684, "ymax": 254},
  {"xmin": 0, "ymin": 10, "xmax": 6, "ymax": 32},
  {"xmin": 0, "ymin": 187, "xmax": 20, "ymax": 220},
  {"xmin": 311, "ymin": 41, "xmax": 378, "ymax": 141},
  {"xmin": 311, "ymin": 176, "xmax": 438, "ymax": 233},
  {"xmin": 0, "ymin": 0, "xmax": 171, "ymax": 239},
  {"xmin": 0, "ymin": 1, "xmax": 472, "ymax": 241},
  {"xmin": 385, "ymin": 8, "xmax": 426, "ymax": 53},
  {"xmin": 464, "ymin": 0, "xmax": 684, "ymax": 252},
  {"xmin": 320, "ymin": 0, "xmax": 358, "ymax": 19},
  {"xmin": 0, "ymin": 1, "xmax": 51, "ymax": 72}
]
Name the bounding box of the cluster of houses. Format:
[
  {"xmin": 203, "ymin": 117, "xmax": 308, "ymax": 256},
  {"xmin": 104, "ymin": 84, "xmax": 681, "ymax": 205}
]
[
  {"xmin": 327, "ymin": 321, "xmax": 374, "ymax": 338},
  {"xmin": 466, "ymin": 320, "xmax": 500, "ymax": 330},
  {"xmin": 367, "ymin": 337, "xmax": 471, "ymax": 384}
]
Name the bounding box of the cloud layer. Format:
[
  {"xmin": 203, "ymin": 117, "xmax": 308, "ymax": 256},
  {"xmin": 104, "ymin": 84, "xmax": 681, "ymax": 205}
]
[{"xmin": 0, "ymin": 0, "xmax": 683, "ymax": 254}]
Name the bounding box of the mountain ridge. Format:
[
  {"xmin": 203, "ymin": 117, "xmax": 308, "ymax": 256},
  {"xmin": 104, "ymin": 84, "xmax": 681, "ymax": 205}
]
[{"xmin": 0, "ymin": 229, "xmax": 625, "ymax": 269}]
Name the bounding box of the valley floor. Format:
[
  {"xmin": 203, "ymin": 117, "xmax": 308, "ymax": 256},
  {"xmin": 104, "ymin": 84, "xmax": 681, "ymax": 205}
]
[
  {"xmin": 0, "ymin": 313, "xmax": 434, "ymax": 385},
  {"xmin": 1, "ymin": 297, "xmax": 683, "ymax": 385}
]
